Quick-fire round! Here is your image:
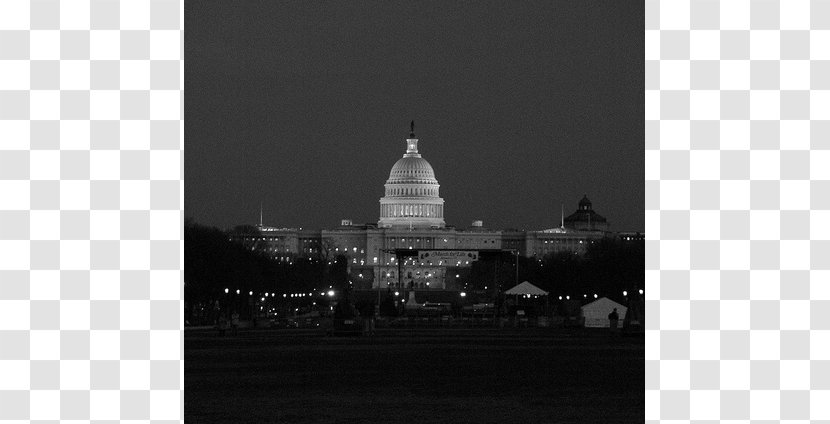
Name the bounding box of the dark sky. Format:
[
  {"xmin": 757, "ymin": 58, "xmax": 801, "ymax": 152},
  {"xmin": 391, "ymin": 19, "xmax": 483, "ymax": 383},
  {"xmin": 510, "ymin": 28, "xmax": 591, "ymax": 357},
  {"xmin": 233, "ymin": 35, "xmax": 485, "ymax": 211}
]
[{"xmin": 185, "ymin": 1, "xmax": 644, "ymax": 232}]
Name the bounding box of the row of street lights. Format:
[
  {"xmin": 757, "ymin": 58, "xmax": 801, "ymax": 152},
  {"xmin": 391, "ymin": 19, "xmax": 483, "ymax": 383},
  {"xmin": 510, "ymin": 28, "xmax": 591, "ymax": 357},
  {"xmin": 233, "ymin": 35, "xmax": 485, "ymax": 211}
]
[
  {"xmin": 553, "ymin": 289, "xmax": 644, "ymax": 301},
  {"xmin": 223, "ymin": 288, "xmax": 336, "ymax": 298}
]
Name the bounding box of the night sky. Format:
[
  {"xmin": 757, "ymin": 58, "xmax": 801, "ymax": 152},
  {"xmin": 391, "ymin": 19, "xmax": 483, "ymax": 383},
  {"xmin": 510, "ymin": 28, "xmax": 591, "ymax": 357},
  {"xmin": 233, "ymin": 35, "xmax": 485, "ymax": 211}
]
[{"xmin": 185, "ymin": 1, "xmax": 644, "ymax": 232}]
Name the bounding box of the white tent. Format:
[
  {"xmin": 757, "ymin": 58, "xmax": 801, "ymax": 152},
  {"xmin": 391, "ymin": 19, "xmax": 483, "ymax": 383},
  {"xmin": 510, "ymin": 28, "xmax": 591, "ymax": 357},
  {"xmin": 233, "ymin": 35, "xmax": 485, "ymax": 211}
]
[
  {"xmin": 581, "ymin": 297, "xmax": 627, "ymax": 328},
  {"xmin": 504, "ymin": 281, "xmax": 548, "ymax": 296}
]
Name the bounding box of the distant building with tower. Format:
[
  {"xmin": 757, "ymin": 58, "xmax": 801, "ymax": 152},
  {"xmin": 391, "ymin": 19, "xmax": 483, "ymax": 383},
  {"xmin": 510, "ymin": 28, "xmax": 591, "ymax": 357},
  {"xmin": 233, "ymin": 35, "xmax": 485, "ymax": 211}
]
[{"xmin": 230, "ymin": 123, "xmax": 641, "ymax": 291}]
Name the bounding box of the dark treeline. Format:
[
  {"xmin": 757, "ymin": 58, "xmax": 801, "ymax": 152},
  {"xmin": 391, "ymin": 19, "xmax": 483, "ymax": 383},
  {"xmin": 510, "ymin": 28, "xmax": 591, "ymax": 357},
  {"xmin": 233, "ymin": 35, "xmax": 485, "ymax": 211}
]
[
  {"xmin": 467, "ymin": 237, "xmax": 644, "ymax": 299},
  {"xmin": 184, "ymin": 219, "xmax": 349, "ymax": 305}
]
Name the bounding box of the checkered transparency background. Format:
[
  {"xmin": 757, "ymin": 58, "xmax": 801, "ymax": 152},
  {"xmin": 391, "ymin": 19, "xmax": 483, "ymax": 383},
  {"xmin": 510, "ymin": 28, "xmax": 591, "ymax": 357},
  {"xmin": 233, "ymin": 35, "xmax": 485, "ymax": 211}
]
[
  {"xmin": 0, "ymin": 0, "xmax": 183, "ymax": 421},
  {"xmin": 646, "ymin": 0, "xmax": 830, "ymax": 422},
  {"xmin": 3, "ymin": 0, "xmax": 830, "ymax": 422}
]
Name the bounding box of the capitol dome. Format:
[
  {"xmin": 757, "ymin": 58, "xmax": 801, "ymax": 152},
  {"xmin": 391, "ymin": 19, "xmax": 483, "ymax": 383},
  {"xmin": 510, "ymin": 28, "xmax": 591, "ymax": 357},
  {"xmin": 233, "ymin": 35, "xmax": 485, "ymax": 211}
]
[{"xmin": 378, "ymin": 122, "xmax": 445, "ymax": 229}]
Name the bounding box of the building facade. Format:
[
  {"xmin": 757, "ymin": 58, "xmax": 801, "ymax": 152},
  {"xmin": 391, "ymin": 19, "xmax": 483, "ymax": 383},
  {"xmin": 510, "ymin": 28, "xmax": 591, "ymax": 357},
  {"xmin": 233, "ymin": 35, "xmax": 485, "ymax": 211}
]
[{"xmin": 231, "ymin": 126, "xmax": 639, "ymax": 291}]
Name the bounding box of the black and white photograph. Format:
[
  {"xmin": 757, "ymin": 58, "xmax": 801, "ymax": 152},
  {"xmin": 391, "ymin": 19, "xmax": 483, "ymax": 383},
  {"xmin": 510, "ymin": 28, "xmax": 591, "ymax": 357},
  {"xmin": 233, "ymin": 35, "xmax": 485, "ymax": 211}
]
[{"xmin": 184, "ymin": 1, "xmax": 644, "ymax": 422}]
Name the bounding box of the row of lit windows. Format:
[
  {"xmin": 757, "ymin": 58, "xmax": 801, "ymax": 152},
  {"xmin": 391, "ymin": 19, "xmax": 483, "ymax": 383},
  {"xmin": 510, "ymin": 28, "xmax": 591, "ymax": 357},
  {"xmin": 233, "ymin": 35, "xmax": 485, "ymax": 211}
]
[
  {"xmin": 332, "ymin": 246, "xmax": 364, "ymax": 254},
  {"xmin": 383, "ymin": 204, "xmax": 442, "ymax": 217}
]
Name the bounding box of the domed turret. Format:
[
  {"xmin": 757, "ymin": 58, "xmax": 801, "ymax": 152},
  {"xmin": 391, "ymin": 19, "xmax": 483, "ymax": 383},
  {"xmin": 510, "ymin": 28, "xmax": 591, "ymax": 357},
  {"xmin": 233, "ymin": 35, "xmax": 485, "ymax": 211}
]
[
  {"xmin": 378, "ymin": 122, "xmax": 445, "ymax": 229},
  {"xmin": 579, "ymin": 195, "xmax": 592, "ymax": 210}
]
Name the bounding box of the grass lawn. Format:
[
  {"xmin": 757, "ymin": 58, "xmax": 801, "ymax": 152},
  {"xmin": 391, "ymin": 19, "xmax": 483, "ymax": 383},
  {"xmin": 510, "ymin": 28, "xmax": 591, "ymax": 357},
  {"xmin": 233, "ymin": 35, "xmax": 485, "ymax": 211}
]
[{"xmin": 185, "ymin": 328, "xmax": 643, "ymax": 424}]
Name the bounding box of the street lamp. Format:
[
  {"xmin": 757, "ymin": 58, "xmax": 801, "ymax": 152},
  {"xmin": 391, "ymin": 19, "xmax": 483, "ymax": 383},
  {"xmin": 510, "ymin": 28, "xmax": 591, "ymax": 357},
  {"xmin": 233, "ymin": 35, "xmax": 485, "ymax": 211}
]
[{"xmin": 224, "ymin": 288, "xmax": 229, "ymax": 294}]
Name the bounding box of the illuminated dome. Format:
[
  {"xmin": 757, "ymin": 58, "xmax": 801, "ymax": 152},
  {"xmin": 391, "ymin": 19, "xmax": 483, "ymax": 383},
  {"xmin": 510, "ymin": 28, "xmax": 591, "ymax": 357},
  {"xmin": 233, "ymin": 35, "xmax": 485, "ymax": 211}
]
[
  {"xmin": 378, "ymin": 122, "xmax": 445, "ymax": 229},
  {"xmin": 388, "ymin": 157, "xmax": 437, "ymax": 182}
]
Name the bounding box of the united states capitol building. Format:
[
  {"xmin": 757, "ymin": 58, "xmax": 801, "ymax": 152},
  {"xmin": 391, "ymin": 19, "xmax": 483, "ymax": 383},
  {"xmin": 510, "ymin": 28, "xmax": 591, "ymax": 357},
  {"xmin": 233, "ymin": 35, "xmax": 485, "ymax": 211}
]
[{"xmin": 232, "ymin": 124, "xmax": 641, "ymax": 291}]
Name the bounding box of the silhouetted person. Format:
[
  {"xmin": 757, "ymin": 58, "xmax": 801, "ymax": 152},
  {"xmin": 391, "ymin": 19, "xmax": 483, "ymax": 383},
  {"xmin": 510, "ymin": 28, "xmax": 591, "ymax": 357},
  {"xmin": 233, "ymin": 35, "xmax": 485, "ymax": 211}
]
[
  {"xmin": 608, "ymin": 308, "xmax": 619, "ymax": 331},
  {"xmin": 217, "ymin": 314, "xmax": 228, "ymax": 337},
  {"xmin": 231, "ymin": 311, "xmax": 240, "ymax": 335}
]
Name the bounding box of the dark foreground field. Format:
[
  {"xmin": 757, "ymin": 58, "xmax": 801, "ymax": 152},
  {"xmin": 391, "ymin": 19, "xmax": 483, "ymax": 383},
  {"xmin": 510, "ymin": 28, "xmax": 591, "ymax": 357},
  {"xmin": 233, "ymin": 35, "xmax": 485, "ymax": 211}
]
[{"xmin": 185, "ymin": 328, "xmax": 643, "ymax": 424}]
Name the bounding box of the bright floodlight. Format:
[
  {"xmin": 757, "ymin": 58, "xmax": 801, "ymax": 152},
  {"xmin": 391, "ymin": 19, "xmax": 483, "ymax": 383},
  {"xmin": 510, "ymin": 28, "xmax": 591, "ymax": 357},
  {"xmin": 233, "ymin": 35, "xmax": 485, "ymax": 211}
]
[
  {"xmin": 594, "ymin": 294, "xmax": 598, "ymax": 298},
  {"xmin": 394, "ymin": 291, "xmax": 399, "ymax": 296},
  {"xmin": 283, "ymin": 294, "xmax": 287, "ymax": 298},
  {"xmin": 639, "ymin": 289, "xmax": 644, "ymax": 295},
  {"xmin": 566, "ymin": 295, "xmax": 570, "ymax": 300},
  {"xmin": 327, "ymin": 290, "xmax": 335, "ymax": 297},
  {"xmin": 249, "ymin": 291, "xmax": 253, "ymax": 296},
  {"xmin": 460, "ymin": 292, "xmax": 466, "ymax": 297},
  {"xmin": 558, "ymin": 296, "xmax": 562, "ymax": 300},
  {"xmin": 623, "ymin": 290, "xmax": 628, "ymax": 296},
  {"xmin": 236, "ymin": 289, "xmax": 240, "ymax": 294},
  {"xmin": 224, "ymin": 288, "xmax": 229, "ymax": 293}
]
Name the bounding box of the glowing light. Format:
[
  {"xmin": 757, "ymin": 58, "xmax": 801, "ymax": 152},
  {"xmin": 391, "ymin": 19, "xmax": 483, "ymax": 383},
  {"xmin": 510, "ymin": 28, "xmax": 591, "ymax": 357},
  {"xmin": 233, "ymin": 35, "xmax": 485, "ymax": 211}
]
[
  {"xmin": 460, "ymin": 292, "xmax": 466, "ymax": 297},
  {"xmin": 639, "ymin": 289, "xmax": 644, "ymax": 295},
  {"xmin": 327, "ymin": 290, "xmax": 335, "ymax": 297},
  {"xmin": 566, "ymin": 296, "xmax": 570, "ymax": 300},
  {"xmin": 249, "ymin": 291, "xmax": 253, "ymax": 296},
  {"xmin": 261, "ymin": 297, "xmax": 265, "ymax": 301},
  {"xmin": 236, "ymin": 289, "xmax": 240, "ymax": 295},
  {"xmin": 623, "ymin": 291, "xmax": 628, "ymax": 296},
  {"xmin": 594, "ymin": 294, "xmax": 598, "ymax": 298},
  {"xmin": 558, "ymin": 296, "xmax": 563, "ymax": 300},
  {"xmin": 283, "ymin": 294, "xmax": 287, "ymax": 298},
  {"xmin": 224, "ymin": 288, "xmax": 229, "ymax": 294},
  {"xmin": 394, "ymin": 291, "xmax": 399, "ymax": 296}
]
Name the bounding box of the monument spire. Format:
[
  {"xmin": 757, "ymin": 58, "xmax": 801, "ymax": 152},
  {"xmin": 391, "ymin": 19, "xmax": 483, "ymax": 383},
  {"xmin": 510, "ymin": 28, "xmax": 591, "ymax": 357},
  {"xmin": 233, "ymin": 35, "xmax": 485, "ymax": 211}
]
[{"xmin": 410, "ymin": 120, "xmax": 415, "ymax": 138}]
